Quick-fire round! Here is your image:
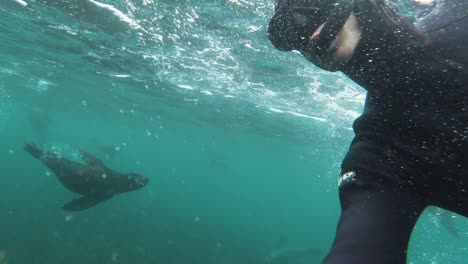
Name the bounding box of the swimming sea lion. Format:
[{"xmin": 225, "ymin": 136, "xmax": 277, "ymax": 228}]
[
  {"xmin": 264, "ymin": 247, "xmax": 322, "ymax": 264},
  {"xmin": 24, "ymin": 143, "xmax": 149, "ymax": 211},
  {"xmin": 264, "ymin": 236, "xmax": 322, "ymax": 264},
  {"xmin": 28, "ymin": 107, "xmax": 50, "ymax": 144}
]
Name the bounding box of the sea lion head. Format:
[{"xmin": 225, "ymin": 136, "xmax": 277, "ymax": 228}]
[{"xmin": 126, "ymin": 173, "xmax": 149, "ymax": 191}]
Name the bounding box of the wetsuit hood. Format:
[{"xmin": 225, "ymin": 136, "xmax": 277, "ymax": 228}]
[
  {"xmin": 268, "ymin": 0, "xmax": 426, "ymax": 72},
  {"xmin": 268, "ymin": 0, "xmax": 353, "ymax": 53}
]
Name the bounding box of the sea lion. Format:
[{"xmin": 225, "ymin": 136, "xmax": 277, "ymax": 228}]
[
  {"xmin": 24, "ymin": 143, "xmax": 149, "ymax": 211},
  {"xmin": 264, "ymin": 247, "xmax": 322, "ymax": 264},
  {"xmin": 28, "ymin": 107, "xmax": 50, "ymax": 144},
  {"xmin": 264, "ymin": 236, "xmax": 322, "ymax": 264}
]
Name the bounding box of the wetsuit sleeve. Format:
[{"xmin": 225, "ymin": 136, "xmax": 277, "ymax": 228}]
[
  {"xmin": 321, "ymin": 138, "xmax": 432, "ymax": 264},
  {"xmin": 322, "ymin": 174, "xmax": 427, "ymax": 264}
]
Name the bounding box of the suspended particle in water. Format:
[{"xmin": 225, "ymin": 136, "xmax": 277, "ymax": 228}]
[
  {"xmin": 45, "ymin": 171, "xmax": 51, "ymax": 177},
  {"xmin": 52, "ymin": 231, "xmax": 63, "ymax": 240},
  {"xmin": 0, "ymin": 250, "xmax": 6, "ymax": 262},
  {"xmin": 65, "ymin": 215, "xmax": 73, "ymax": 222},
  {"xmin": 194, "ymin": 216, "xmax": 200, "ymax": 222},
  {"xmin": 111, "ymin": 251, "xmax": 119, "ymax": 262},
  {"xmin": 8, "ymin": 149, "xmax": 14, "ymax": 154},
  {"xmin": 82, "ymin": 100, "xmax": 87, "ymax": 107}
]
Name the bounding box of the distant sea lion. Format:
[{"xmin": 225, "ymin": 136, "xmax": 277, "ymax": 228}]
[
  {"xmin": 264, "ymin": 236, "xmax": 322, "ymax": 264},
  {"xmin": 264, "ymin": 247, "xmax": 322, "ymax": 264},
  {"xmin": 24, "ymin": 143, "xmax": 149, "ymax": 211},
  {"xmin": 28, "ymin": 107, "xmax": 50, "ymax": 144}
]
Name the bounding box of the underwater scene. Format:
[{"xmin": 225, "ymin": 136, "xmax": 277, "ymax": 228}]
[{"xmin": 0, "ymin": 0, "xmax": 466, "ymax": 263}]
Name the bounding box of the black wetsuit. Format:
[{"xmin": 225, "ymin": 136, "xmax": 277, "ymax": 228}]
[
  {"xmin": 269, "ymin": 1, "xmax": 467, "ymax": 263},
  {"xmin": 325, "ymin": 2, "xmax": 468, "ymax": 263}
]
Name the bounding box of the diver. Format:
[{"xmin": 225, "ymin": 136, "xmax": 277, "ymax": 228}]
[{"xmin": 268, "ymin": 0, "xmax": 467, "ymax": 263}]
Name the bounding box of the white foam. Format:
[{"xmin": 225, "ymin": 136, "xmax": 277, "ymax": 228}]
[
  {"xmin": 269, "ymin": 108, "xmax": 285, "ymax": 113},
  {"xmin": 12, "ymin": 0, "xmax": 28, "ymax": 7},
  {"xmin": 269, "ymin": 108, "xmax": 328, "ymax": 122},
  {"xmin": 0, "ymin": 67, "xmax": 17, "ymax": 75},
  {"xmin": 414, "ymin": 0, "xmax": 436, "ymax": 6},
  {"xmin": 110, "ymin": 74, "xmax": 131, "ymax": 78},
  {"xmin": 201, "ymin": 90, "xmax": 213, "ymax": 95},
  {"xmin": 288, "ymin": 111, "xmax": 327, "ymax": 122},
  {"xmin": 88, "ymin": 0, "xmax": 141, "ymax": 29},
  {"xmin": 178, "ymin": 84, "xmax": 194, "ymax": 90},
  {"xmin": 36, "ymin": 79, "xmax": 51, "ymax": 93}
]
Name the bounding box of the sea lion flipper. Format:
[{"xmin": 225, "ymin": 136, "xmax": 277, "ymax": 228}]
[
  {"xmin": 80, "ymin": 150, "xmax": 103, "ymax": 166},
  {"xmin": 63, "ymin": 195, "xmax": 113, "ymax": 211},
  {"xmin": 24, "ymin": 143, "xmax": 57, "ymax": 159},
  {"xmin": 24, "ymin": 143, "xmax": 44, "ymax": 159}
]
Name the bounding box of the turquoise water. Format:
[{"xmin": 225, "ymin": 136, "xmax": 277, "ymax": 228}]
[{"xmin": 0, "ymin": 0, "xmax": 466, "ymax": 263}]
